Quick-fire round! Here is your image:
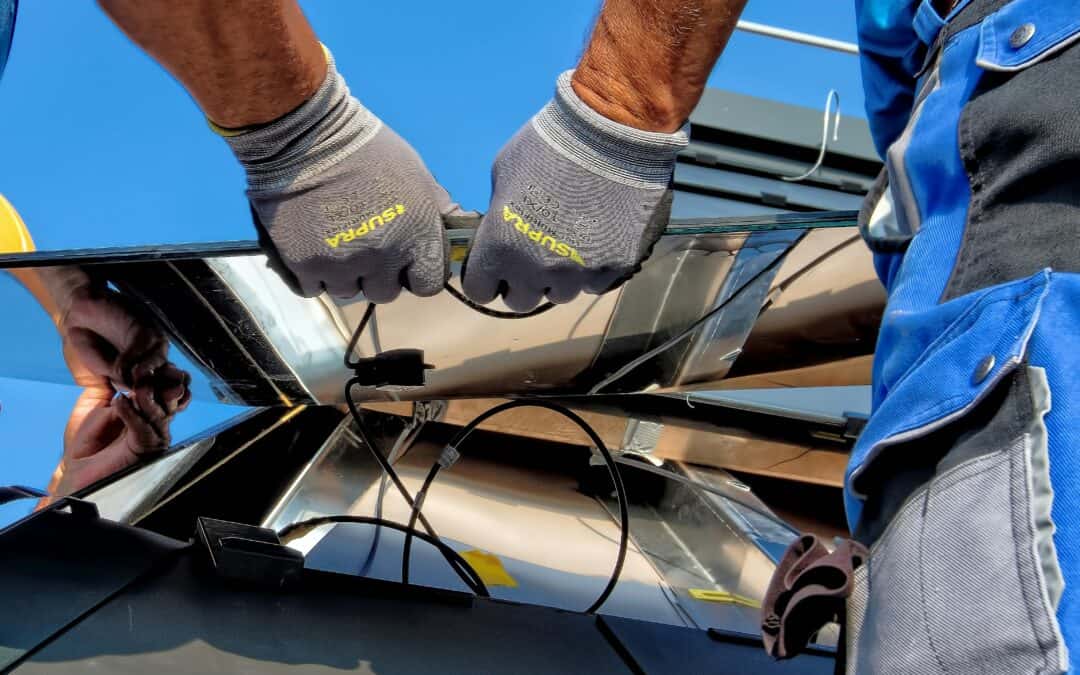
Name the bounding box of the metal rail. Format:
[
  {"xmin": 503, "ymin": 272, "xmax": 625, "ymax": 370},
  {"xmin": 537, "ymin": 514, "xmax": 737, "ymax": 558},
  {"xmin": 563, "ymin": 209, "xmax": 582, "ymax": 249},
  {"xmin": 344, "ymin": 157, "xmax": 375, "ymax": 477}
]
[{"xmin": 736, "ymin": 20, "xmax": 859, "ymax": 55}]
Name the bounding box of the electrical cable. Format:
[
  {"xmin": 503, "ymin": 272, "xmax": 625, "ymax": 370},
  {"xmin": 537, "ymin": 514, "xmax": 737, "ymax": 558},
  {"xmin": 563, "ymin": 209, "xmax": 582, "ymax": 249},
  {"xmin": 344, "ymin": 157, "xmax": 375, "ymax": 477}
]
[
  {"xmin": 357, "ymin": 476, "xmax": 386, "ymax": 577},
  {"xmin": 341, "ymin": 299, "xmax": 490, "ymax": 592},
  {"xmin": 344, "ymin": 382, "xmax": 486, "ymax": 595},
  {"xmin": 359, "ymin": 412, "xmax": 423, "ymax": 577},
  {"xmin": 400, "ymin": 400, "xmax": 630, "ymax": 615},
  {"xmin": 587, "ymin": 234, "xmax": 807, "ymax": 395},
  {"xmin": 341, "ymin": 285, "xmax": 555, "ymax": 579},
  {"xmin": 756, "ymin": 234, "xmax": 861, "ymax": 316},
  {"xmin": 344, "ymin": 302, "xmax": 376, "ymax": 369},
  {"xmin": 443, "ymin": 283, "xmax": 557, "ymax": 319},
  {"xmin": 276, "ymin": 515, "xmax": 490, "ymax": 597},
  {"xmin": 347, "ymin": 301, "xmax": 383, "ymax": 578},
  {"xmin": 333, "ymin": 257, "xmax": 799, "ymax": 604}
]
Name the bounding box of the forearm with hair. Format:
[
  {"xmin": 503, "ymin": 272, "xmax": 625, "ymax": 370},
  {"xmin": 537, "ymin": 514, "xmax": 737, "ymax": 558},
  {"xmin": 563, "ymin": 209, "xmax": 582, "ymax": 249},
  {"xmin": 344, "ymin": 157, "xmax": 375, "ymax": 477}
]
[
  {"xmin": 97, "ymin": 0, "xmax": 326, "ymax": 128},
  {"xmin": 12, "ymin": 267, "xmax": 92, "ymax": 326},
  {"xmin": 573, "ymin": 0, "xmax": 748, "ymax": 132}
]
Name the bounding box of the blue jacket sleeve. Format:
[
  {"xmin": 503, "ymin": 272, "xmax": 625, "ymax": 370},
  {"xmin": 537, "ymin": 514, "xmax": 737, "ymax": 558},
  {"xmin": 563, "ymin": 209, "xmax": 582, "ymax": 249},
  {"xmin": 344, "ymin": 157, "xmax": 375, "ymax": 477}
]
[
  {"xmin": 0, "ymin": 0, "xmax": 16, "ymax": 80},
  {"xmin": 855, "ymin": 0, "xmax": 923, "ymax": 158}
]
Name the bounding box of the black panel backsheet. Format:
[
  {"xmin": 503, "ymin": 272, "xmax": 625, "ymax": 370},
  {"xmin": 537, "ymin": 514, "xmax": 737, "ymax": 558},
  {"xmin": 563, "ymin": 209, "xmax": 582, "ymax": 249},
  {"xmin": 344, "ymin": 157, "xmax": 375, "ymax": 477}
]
[
  {"xmin": 0, "ymin": 509, "xmax": 188, "ymax": 672},
  {"xmin": 599, "ymin": 615, "xmax": 835, "ymax": 675},
  {"xmin": 2, "ymin": 510, "xmax": 821, "ymax": 674},
  {"xmin": 18, "ymin": 555, "xmax": 627, "ymax": 674}
]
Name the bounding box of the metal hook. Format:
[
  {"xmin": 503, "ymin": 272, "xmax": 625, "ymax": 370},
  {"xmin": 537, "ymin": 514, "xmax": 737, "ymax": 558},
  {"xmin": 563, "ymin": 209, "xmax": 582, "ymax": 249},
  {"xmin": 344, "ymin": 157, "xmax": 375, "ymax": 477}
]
[{"xmin": 781, "ymin": 89, "xmax": 841, "ymax": 182}]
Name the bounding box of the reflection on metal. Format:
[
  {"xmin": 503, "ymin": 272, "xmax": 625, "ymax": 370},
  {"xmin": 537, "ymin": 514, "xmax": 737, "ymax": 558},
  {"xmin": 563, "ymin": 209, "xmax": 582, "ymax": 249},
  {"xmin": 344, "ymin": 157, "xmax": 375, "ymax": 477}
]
[
  {"xmin": 261, "ymin": 410, "xmax": 800, "ymax": 633},
  {"xmin": 0, "ymin": 211, "xmax": 881, "ymax": 407},
  {"xmin": 619, "ymin": 419, "xmax": 664, "ymax": 458},
  {"xmin": 598, "ymin": 462, "xmax": 789, "ymax": 634},
  {"xmin": 387, "ymin": 400, "xmax": 446, "ymax": 465},
  {"xmin": 86, "ymin": 438, "xmax": 216, "ymax": 524}
]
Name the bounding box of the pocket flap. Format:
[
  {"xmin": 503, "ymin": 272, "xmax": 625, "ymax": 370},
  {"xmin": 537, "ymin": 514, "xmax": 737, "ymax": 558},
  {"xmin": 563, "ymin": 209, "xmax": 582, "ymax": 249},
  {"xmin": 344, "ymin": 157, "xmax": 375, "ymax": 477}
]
[
  {"xmin": 976, "ymin": 0, "xmax": 1080, "ymax": 71},
  {"xmin": 846, "ymin": 270, "xmax": 1050, "ymax": 509}
]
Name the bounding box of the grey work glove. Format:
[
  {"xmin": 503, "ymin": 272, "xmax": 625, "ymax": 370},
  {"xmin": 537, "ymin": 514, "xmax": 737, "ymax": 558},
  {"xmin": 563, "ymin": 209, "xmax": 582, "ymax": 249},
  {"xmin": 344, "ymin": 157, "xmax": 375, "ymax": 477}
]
[
  {"xmin": 462, "ymin": 71, "xmax": 687, "ymax": 312},
  {"xmin": 223, "ymin": 54, "xmax": 455, "ymax": 302}
]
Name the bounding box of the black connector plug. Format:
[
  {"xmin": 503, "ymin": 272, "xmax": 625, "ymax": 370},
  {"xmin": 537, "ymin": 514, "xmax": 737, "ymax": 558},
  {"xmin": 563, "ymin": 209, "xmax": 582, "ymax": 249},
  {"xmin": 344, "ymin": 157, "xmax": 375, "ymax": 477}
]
[
  {"xmin": 348, "ymin": 349, "xmax": 433, "ymax": 388},
  {"xmin": 195, "ymin": 517, "xmax": 304, "ymax": 588}
]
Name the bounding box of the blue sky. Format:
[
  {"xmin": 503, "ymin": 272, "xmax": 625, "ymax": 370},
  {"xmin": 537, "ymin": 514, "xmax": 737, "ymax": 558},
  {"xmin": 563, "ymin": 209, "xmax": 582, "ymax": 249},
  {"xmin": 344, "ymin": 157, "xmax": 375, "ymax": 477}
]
[{"xmin": 0, "ymin": 1, "xmax": 864, "ymax": 512}]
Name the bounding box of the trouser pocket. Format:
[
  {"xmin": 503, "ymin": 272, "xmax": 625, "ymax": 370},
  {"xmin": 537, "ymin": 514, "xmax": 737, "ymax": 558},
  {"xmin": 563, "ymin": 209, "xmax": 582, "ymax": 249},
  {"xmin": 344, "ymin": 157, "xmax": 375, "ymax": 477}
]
[{"xmin": 848, "ymin": 366, "xmax": 1066, "ymax": 674}]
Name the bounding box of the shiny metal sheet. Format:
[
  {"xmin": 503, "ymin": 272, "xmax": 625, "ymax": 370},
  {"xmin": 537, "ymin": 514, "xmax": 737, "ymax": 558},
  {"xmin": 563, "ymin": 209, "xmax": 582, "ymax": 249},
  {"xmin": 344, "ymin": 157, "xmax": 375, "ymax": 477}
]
[
  {"xmin": 261, "ymin": 412, "xmax": 807, "ymax": 634},
  {"xmin": 0, "ymin": 211, "xmax": 881, "ymax": 406}
]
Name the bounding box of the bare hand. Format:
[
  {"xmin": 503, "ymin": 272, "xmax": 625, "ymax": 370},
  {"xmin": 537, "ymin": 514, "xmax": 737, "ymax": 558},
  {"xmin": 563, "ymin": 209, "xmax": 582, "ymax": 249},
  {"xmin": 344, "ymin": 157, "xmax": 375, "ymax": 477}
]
[
  {"xmin": 46, "ymin": 363, "xmax": 191, "ymax": 500},
  {"xmin": 58, "ymin": 284, "xmax": 170, "ymax": 390}
]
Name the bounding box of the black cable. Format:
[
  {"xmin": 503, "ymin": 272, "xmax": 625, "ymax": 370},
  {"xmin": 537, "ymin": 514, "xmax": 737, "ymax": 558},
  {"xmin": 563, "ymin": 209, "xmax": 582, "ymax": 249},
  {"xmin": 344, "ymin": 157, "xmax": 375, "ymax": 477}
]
[
  {"xmin": 342, "ymin": 301, "xmax": 485, "ymax": 593},
  {"xmin": 587, "ymin": 233, "xmax": 808, "ymax": 395},
  {"xmin": 443, "ymin": 283, "xmax": 557, "ymax": 319},
  {"xmin": 400, "ymin": 464, "xmax": 440, "ymax": 586},
  {"xmin": 360, "ymin": 418, "xmax": 423, "ymax": 577},
  {"xmin": 344, "ymin": 302, "xmax": 376, "ymax": 369},
  {"xmin": 276, "ymin": 515, "xmax": 490, "ymax": 597},
  {"xmin": 344, "ymin": 382, "xmax": 486, "ymax": 595},
  {"xmin": 344, "ymin": 301, "xmax": 386, "ymax": 578},
  {"xmin": 401, "ymin": 400, "xmax": 630, "ymax": 615},
  {"xmin": 357, "ymin": 476, "xmax": 385, "ymax": 578},
  {"xmin": 333, "ymin": 284, "xmax": 558, "ymax": 593},
  {"xmin": 756, "ymin": 234, "xmax": 861, "ymax": 316}
]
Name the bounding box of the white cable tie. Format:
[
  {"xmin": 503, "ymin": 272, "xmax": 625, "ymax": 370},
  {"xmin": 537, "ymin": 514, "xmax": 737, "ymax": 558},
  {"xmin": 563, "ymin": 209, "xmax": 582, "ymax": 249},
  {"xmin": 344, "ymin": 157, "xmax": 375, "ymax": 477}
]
[{"xmin": 438, "ymin": 444, "xmax": 461, "ymax": 469}]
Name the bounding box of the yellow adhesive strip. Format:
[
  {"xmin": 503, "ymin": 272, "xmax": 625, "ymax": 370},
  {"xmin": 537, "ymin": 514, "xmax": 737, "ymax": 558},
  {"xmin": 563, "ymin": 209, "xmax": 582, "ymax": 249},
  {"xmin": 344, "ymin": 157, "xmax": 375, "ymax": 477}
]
[
  {"xmin": 460, "ymin": 549, "xmax": 518, "ymax": 588},
  {"xmin": 450, "ymin": 244, "xmax": 469, "ymax": 263},
  {"xmin": 688, "ymin": 588, "xmax": 761, "ymax": 609}
]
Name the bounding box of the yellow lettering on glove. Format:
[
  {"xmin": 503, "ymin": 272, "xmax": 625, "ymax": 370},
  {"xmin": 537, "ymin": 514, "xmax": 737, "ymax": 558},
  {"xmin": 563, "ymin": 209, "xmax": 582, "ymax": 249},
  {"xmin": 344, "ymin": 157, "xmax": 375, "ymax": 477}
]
[
  {"xmin": 502, "ymin": 205, "xmax": 585, "ymax": 266},
  {"xmin": 325, "ymin": 204, "xmax": 405, "ymax": 248}
]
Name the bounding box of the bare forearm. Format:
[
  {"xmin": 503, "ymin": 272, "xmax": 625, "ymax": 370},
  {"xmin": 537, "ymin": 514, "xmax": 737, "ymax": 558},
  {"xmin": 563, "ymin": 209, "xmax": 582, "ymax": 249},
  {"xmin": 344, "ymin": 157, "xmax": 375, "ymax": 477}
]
[
  {"xmin": 97, "ymin": 0, "xmax": 325, "ymax": 128},
  {"xmin": 573, "ymin": 0, "xmax": 748, "ymax": 132},
  {"xmin": 12, "ymin": 266, "xmax": 91, "ymax": 326}
]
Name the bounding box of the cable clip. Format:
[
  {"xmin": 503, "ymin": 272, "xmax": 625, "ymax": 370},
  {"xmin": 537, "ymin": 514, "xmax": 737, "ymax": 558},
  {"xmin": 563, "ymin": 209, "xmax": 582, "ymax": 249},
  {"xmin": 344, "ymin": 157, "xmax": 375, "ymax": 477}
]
[{"xmin": 438, "ymin": 444, "xmax": 461, "ymax": 469}]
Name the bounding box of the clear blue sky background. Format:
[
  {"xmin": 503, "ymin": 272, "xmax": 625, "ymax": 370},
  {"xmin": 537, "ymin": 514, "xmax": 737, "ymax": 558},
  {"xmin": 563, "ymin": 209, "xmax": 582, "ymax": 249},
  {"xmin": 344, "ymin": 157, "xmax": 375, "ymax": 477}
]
[{"xmin": 0, "ymin": 1, "xmax": 864, "ymax": 521}]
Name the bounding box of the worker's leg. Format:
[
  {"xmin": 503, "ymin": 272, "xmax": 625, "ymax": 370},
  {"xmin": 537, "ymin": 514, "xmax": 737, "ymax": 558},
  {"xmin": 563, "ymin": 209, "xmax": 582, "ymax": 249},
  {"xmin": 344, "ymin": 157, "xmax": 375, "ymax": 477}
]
[{"xmin": 845, "ymin": 276, "xmax": 1080, "ymax": 674}]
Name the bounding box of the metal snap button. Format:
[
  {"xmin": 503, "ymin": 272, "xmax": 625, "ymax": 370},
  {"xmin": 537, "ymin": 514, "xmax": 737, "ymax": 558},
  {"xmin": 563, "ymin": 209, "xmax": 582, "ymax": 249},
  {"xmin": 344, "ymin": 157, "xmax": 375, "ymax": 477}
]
[
  {"xmin": 1010, "ymin": 23, "xmax": 1036, "ymax": 49},
  {"xmin": 972, "ymin": 354, "xmax": 996, "ymax": 385}
]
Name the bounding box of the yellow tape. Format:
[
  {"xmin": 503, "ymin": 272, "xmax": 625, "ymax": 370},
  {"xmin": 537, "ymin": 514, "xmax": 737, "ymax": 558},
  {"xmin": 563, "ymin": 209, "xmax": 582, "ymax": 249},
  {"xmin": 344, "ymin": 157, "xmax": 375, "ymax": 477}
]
[
  {"xmin": 460, "ymin": 549, "xmax": 518, "ymax": 588},
  {"xmin": 688, "ymin": 588, "xmax": 760, "ymax": 609},
  {"xmin": 450, "ymin": 243, "xmax": 469, "ymax": 263}
]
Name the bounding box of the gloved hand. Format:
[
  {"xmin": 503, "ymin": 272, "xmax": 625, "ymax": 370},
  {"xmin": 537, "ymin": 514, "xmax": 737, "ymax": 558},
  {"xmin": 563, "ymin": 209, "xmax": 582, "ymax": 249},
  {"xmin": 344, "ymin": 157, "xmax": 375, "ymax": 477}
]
[
  {"xmin": 462, "ymin": 71, "xmax": 687, "ymax": 312},
  {"xmin": 222, "ymin": 52, "xmax": 456, "ymax": 302}
]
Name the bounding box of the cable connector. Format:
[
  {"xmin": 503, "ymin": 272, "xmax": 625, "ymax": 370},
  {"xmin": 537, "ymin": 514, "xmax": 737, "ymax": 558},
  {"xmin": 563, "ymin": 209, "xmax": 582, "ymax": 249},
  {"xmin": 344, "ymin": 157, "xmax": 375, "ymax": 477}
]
[
  {"xmin": 348, "ymin": 349, "xmax": 433, "ymax": 388},
  {"xmin": 196, "ymin": 517, "xmax": 304, "ymax": 588},
  {"xmin": 438, "ymin": 444, "xmax": 461, "ymax": 469}
]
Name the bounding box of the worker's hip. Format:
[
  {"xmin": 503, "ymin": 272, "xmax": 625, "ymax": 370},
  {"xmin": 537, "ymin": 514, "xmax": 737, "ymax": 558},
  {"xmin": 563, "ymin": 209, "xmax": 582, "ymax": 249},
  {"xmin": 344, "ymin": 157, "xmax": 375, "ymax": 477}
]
[
  {"xmin": 843, "ymin": 271, "xmax": 1080, "ymax": 673},
  {"xmin": 845, "ymin": 363, "xmax": 1068, "ymax": 673}
]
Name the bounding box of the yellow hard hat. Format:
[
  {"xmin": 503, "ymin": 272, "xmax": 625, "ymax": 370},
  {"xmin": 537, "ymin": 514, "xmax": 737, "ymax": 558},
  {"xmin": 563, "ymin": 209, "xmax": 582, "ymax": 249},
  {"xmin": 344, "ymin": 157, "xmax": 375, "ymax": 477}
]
[{"xmin": 0, "ymin": 193, "xmax": 35, "ymax": 253}]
